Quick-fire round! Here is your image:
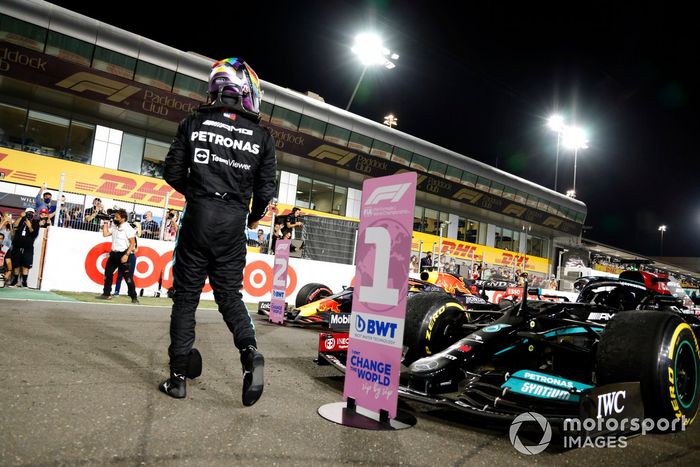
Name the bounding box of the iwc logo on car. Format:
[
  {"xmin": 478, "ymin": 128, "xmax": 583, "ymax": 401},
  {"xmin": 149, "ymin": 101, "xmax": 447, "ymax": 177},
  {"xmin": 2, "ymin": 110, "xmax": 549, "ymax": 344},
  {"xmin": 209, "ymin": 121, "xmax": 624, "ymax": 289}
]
[{"xmin": 194, "ymin": 148, "xmax": 210, "ymax": 164}]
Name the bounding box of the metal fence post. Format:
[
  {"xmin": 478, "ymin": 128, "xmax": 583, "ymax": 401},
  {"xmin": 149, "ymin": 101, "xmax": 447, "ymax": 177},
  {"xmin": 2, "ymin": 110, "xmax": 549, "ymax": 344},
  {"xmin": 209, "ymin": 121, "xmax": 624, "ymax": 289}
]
[
  {"xmin": 160, "ymin": 192, "xmax": 170, "ymax": 240},
  {"xmin": 54, "ymin": 172, "xmax": 65, "ymax": 227}
]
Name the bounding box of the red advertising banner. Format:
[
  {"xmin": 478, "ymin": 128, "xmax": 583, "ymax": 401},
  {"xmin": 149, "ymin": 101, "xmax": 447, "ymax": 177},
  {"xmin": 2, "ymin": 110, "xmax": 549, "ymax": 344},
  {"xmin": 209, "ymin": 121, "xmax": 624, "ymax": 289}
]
[
  {"xmin": 269, "ymin": 240, "xmax": 291, "ymax": 324},
  {"xmin": 343, "ymin": 172, "xmax": 417, "ymax": 418}
]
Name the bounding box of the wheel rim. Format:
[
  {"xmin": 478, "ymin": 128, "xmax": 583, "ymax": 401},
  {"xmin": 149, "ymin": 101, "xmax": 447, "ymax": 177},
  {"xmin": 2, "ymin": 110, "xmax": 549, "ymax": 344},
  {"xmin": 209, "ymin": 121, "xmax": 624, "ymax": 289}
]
[{"xmin": 675, "ymin": 340, "xmax": 698, "ymax": 410}]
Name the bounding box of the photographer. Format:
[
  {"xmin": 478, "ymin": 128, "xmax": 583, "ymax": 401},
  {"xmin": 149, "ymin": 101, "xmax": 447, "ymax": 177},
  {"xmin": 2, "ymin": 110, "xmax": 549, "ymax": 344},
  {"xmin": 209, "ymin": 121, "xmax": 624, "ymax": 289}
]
[
  {"xmin": 96, "ymin": 209, "xmax": 139, "ymax": 304},
  {"xmin": 84, "ymin": 198, "xmax": 106, "ymax": 229},
  {"xmin": 8, "ymin": 208, "xmax": 39, "ymax": 288},
  {"xmin": 163, "ymin": 210, "xmax": 179, "ymax": 241}
]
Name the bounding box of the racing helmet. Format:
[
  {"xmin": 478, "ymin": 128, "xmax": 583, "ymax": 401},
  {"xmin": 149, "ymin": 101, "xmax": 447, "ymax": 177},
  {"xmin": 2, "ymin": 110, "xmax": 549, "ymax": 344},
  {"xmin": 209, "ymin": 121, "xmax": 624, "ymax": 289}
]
[{"xmin": 208, "ymin": 57, "xmax": 262, "ymax": 121}]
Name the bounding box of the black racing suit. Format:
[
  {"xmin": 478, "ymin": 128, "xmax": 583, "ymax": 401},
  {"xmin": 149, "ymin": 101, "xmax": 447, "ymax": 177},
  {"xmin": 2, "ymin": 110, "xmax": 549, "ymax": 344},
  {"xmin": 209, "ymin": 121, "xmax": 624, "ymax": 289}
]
[{"xmin": 164, "ymin": 105, "xmax": 277, "ymax": 373}]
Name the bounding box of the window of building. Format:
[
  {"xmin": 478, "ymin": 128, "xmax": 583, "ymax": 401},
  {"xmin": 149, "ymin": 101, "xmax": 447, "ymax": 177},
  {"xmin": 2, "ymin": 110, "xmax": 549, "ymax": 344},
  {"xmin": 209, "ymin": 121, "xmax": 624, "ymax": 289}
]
[
  {"xmin": 502, "ymin": 185, "xmax": 517, "ymax": 200},
  {"xmin": 527, "ymin": 235, "xmax": 546, "ymax": 257},
  {"xmin": 413, "ymin": 206, "xmax": 425, "ymax": 232},
  {"xmin": 24, "ymin": 110, "xmax": 69, "ymax": 158},
  {"xmin": 299, "ymin": 115, "xmax": 326, "ymax": 138},
  {"xmin": 461, "ymin": 171, "xmax": 477, "ymax": 187},
  {"xmin": 142, "ymin": 138, "xmax": 169, "ymax": 178},
  {"xmin": 0, "ymin": 14, "xmax": 47, "ymax": 51},
  {"xmin": 66, "ymin": 121, "xmax": 95, "ymax": 163},
  {"xmin": 259, "ymin": 101, "xmax": 273, "ymax": 122},
  {"xmin": 391, "ymin": 147, "xmax": 412, "ymax": 166},
  {"xmin": 424, "ymin": 208, "xmax": 439, "ymax": 235},
  {"xmin": 445, "ymin": 166, "xmax": 462, "ymax": 182},
  {"xmin": 495, "ymin": 226, "xmax": 519, "ymax": 252},
  {"xmin": 92, "ymin": 46, "xmax": 136, "ymax": 79},
  {"xmin": 458, "ymin": 217, "xmax": 479, "ymax": 244},
  {"xmin": 410, "ymin": 153, "xmax": 430, "ymax": 172},
  {"xmin": 526, "ymin": 195, "xmax": 539, "ymax": 208},
  {"xmin": 428, "ymin": 160, "xmax": 447, "ymax": 177},
  {"xmin": 310, "ymin": 179, "xmax": 334, "ymax": 212},
  {"xmin": 0, "ymin": 102, "xmax": 27, "ymax": 150},
  {"xmin": 270, "ymin": 106, "xmax": 301, "ymax": 131},
  {"xmin": 475, "ymin": 176, "xmax": 491, "ymax": 192},
  {"xmin": 370, "ymin": 139, "xmax": 393, "ymax": 159},
  {"xmin": 135, "ymin": 60, "xmax": 175, "ymax": 91},
  {"xmin": 348, "ymin": 132, "xmax": 372, "ymax": 154},
  {"xmin": 489, "ymin": 182, "xmax": 505, "ymax": 197},
  {"xmin": 118, "ymin": 133, "xmax": 144, "ymax": 173},
  {"xmin": 45, "ymin": 30, "xmax": 94, "ymax": 66},
  {"xmin": 324, "ymin": 124, "xmax": 350, "ymax": 146},
  {"xmin": 91, "ymin": 125, "xmax": 122, "ymax": 169},
  {"xmin": 173, "ymin": 73, "xmax": 207, "ymax": 101},
  {"xmin": 332, "ymin": 185, "xmax": 347, "ymax": 216},
  {"xmin": 295, "ymin": 176, "xmax": 312, "ymax": 208},
  {"xmin": 515, "ymin": 190, "xmax": 528, "ymax": 204}
]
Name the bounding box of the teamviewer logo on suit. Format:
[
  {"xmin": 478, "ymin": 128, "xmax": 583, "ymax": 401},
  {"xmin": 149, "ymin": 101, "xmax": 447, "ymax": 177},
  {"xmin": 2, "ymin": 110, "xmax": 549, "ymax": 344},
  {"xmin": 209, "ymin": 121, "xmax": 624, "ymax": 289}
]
[
  {"xmin": 365, "ymin": 183, "xmax": 410, "ymax": 205},
  {"xmin": 194, "ymin": 148, "xmax": 210, "ymax": 164}
]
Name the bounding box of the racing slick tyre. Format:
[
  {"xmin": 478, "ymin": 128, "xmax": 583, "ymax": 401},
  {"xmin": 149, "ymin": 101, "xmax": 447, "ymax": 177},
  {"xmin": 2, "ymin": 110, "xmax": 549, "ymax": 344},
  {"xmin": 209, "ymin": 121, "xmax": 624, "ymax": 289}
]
[
  {"xmin": 295, "ymin": 283, "xmax": 333, "ymax": 308},
  {"xmin": 403, "ymin": 292, "xmax": 470, "ymax": 365},
  {"xmin": 597, "ymin": 311, "xmax": 700, "ymax": 430}
]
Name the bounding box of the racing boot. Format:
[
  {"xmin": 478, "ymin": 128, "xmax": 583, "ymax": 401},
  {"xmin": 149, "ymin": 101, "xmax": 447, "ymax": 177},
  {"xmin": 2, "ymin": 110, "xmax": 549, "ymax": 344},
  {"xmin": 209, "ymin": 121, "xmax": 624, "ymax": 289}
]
[
  {"xmin": 240, "ymin": 345, "xmax": 264, "ymax": 406},
  {"xmin": 159, "ymin": 372, "xmax": 186, "ymax": 399}
]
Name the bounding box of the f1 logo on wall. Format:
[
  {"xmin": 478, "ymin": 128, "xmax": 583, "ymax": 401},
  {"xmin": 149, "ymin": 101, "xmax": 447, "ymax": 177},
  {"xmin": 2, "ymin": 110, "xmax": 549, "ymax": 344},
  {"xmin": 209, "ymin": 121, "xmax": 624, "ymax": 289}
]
[
  {"xmin": 194, "ymin": 148, "xmax": 210, "ymax": 164},
  {"xmin": 365, "ymin": 183, "xmax": 411, "ymax": 205}
]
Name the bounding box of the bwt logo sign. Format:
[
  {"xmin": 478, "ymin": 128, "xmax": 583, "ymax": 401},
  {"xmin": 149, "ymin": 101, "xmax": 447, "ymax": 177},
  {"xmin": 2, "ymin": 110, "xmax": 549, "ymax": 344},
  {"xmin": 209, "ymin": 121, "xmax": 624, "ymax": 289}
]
[
  {"xmin": 355, "ymin": 315, "xmax": 398, "ymax": 339},
  {"xmin": 365, "ymin": 183, "xmax": 411, "ymax": 205}
]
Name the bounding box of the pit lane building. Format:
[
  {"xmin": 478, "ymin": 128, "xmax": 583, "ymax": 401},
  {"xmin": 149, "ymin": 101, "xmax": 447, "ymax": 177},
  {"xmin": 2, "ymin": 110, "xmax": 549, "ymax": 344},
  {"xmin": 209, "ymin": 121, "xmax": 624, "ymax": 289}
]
[{"xmin": 0, "ymin": 0, "xmax": 678, "ymax": 287}]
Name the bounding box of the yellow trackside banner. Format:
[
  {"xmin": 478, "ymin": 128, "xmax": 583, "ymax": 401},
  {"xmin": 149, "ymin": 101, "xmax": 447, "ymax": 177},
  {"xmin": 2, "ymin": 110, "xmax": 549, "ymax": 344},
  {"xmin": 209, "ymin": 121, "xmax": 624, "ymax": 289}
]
[
  {"xmin": 410, "ymin": 231, "xmax": 549, "ymax": 274},
  {"xmin": 0, "ymin": 148, "xmax": 186, "ymax": 209}
]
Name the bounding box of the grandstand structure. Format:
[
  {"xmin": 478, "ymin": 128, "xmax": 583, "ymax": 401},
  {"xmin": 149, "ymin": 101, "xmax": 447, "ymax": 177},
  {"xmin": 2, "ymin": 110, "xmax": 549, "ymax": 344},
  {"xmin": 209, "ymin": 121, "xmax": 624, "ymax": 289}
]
[{"xmin": 1, "ymin": 0, "xmax": 696, "ymax": 288}]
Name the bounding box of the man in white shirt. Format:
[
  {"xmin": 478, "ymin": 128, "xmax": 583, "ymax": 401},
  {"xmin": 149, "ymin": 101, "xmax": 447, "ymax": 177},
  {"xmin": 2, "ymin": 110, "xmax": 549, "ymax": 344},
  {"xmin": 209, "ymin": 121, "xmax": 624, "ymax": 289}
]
[{"xmin": 97, "ymin": 209, "xmax": 139, "ymax": 304}]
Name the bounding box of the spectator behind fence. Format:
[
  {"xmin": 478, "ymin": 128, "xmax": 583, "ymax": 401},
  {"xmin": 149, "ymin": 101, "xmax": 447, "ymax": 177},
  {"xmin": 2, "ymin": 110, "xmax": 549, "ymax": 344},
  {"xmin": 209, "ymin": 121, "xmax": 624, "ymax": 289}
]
[
  {"xmin": 141, "ymin": 211, "xmax": 160, "ymax": 239},
  {"xmin": 420, "ymin": 251, "xmax": 433, "ymax": 272},
  {"xmin": 270, "ymin": 223, "xmax": 283, "ymax": 253},
  {"xmin": 35, "ymin": 183, "xmax": 55, "ymax": 217},
  {"xmin": 8, "ymin": 208, "xmax": 39, "ymax": 288},
  {"xmin": 38, "ymin": 208, "xmax": 51, "ymax": 228},
  {"xmin": 163, "ymin": 210, "xmax": 179, "ymax": 241},
  {"xmin": 0, "ymin": 211, "xmax": 12, "ymax": 248},
  {"xmin": 409, "ymin": 255, "xmax": 419, "ymax": 273},
  {"xmin": 96, "ymin": 209, "xmax": 139, "ymax": 304},
  {"xmin": 0, "ymin": 233, "xmax": 8, "ymax": 285},
  {"xmin": 256, "ymin": 229, "xmax": 268, "ymax": 251},
  {"xmin": 84, "ymin": 198, "xmax": 106, "ymax": 227},
  {"xmin": 285, "ymin": 207, "xmax": 303, "ymax": 239}
]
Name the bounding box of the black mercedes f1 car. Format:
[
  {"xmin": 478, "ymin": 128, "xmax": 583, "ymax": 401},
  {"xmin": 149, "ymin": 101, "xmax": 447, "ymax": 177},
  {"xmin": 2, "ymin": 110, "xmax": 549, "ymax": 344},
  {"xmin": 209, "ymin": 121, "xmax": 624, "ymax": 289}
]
[{"xmin": 318, "ymin": 270, "xmax": 700, "ymax": 429}]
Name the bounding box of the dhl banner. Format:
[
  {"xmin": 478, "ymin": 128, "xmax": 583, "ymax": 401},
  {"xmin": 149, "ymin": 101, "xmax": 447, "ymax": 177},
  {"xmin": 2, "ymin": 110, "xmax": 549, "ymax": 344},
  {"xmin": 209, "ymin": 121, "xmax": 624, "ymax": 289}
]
[
  {"xmin": 0, "ymin": 148, "xmax": 185, "ymax": 209},
  {"xmin": 410, "ymin": 230, "xmax": 549, "ymax": 274}
]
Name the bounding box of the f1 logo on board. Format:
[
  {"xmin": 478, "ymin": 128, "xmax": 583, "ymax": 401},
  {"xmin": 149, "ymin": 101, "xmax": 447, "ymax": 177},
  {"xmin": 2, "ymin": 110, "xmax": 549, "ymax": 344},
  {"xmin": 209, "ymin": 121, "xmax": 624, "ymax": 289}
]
[
  {"xmin": 365, "ymin": 183, "xmax": 411, "ymax": 205},
  {"xmin": 194, "ymin": 148, "xmax": 210, "ymax": 164},
  {"xmin": 597, "ymin": 390, "xmax": 626, "ymax": 418},
  {"xmin": 56, "ymin": 72, "xmax": 141, "ymax": 102}
]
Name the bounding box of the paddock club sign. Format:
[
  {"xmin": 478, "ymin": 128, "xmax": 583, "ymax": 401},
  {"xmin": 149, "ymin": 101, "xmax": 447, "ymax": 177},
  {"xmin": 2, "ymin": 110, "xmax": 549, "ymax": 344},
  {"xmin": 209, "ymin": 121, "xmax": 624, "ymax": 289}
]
[
  {"xmin": 0, "ymin": 41, "xmax": 200, "ymax": 121},
  {"xmin": 266, "ymin": 126, "xmax": 582, "ymax": 235},
  {"xmin": 0, "ymin": 41, "xmax": 580, "ymax": 235}
]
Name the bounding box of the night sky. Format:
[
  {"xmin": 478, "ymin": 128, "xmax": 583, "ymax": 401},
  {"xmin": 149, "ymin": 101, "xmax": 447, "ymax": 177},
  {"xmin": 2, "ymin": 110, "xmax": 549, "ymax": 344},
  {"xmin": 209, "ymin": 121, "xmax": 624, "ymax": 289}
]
[{"xmin": 54, "ymin": 1, "xmax": 700, "ymax": 257}]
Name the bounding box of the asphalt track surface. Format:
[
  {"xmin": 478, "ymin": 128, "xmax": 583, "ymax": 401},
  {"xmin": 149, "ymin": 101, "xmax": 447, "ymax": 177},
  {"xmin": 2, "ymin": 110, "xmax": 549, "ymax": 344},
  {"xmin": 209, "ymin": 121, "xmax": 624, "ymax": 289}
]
[{"xmin": 1, "ymin": 297, "xmax": 698, "ymax": 466}]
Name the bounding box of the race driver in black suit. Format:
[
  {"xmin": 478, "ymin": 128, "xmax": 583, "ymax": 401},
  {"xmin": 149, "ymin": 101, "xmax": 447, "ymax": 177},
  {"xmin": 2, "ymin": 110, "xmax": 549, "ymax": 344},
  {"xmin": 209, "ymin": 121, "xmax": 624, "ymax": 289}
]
[{"xmin": 160, "ymin": 57, "xmax": 276, "ymax": 406}]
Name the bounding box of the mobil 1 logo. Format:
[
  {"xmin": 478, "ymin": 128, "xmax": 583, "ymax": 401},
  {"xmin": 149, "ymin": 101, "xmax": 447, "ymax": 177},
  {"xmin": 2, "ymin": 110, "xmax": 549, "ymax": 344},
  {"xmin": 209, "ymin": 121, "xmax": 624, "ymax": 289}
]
[
  {"xmin": 329, "ymin": 312, "xmax": 351, "ymax": 332},
  {"xmin": 194, "ymin": 147, "xmax": 210, "ymax": 164}
]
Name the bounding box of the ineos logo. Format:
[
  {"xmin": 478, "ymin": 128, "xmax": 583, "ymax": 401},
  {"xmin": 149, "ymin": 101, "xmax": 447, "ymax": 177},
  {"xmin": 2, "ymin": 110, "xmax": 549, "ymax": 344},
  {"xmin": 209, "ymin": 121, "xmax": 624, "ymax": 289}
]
[
  {"xmin": 324, "ymin": 337, "xmax": 336, "ymax": 350},
  {"xmin": 194, "ymin": 148, "xmax": 210, "ymax": 164}
]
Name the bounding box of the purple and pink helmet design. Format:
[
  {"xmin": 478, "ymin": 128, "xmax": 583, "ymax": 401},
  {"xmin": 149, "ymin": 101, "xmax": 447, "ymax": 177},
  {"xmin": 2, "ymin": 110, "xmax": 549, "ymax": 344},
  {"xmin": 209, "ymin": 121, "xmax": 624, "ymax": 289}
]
[{"xmin": 208, "ymin": 57, "xmax": 262, "ymax": 119}]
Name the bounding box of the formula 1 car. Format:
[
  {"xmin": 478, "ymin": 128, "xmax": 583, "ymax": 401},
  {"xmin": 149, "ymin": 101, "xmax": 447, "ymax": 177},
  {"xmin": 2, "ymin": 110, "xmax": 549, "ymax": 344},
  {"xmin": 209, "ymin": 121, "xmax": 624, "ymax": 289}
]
[
  {"xmin": 319, "ymin": 270, "xmax": 700, "ymax": 429},
  {"xmin": 258, "ymin": 271, "xmax": 500, "ymax": 330}
]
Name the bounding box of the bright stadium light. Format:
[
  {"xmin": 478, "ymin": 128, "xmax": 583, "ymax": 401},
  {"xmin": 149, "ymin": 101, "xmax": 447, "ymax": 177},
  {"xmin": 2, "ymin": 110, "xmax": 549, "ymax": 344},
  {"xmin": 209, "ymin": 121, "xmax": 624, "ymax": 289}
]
[
  {"xmin": 562, "ymin": 126, "xmax": 589, "ymax": 196},
  {"xmin": 383, "ymin": 113, "xmax": 398, "ymax": 128},
  {"xmin": 547, "ymin": 114, "xmax": 566, "ymax": 191},
  {"xmin": 346, "ymin": 33, "xmax": 399, "ymax": 111}
]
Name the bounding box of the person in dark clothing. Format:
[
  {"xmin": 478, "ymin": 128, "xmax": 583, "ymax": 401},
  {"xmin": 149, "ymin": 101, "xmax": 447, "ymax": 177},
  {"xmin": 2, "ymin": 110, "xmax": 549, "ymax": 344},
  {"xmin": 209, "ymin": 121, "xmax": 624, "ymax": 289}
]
[
  {"xmin": 9, "ymin": 208, "xmax": 40, "ymax": 288},
  {"xmin": 420, "ymin": 251, "xmax": 433, "ymax": 272},
  {"xmin": 160, "ymin": 57, "xmax": 276, "ymax": 405}
]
